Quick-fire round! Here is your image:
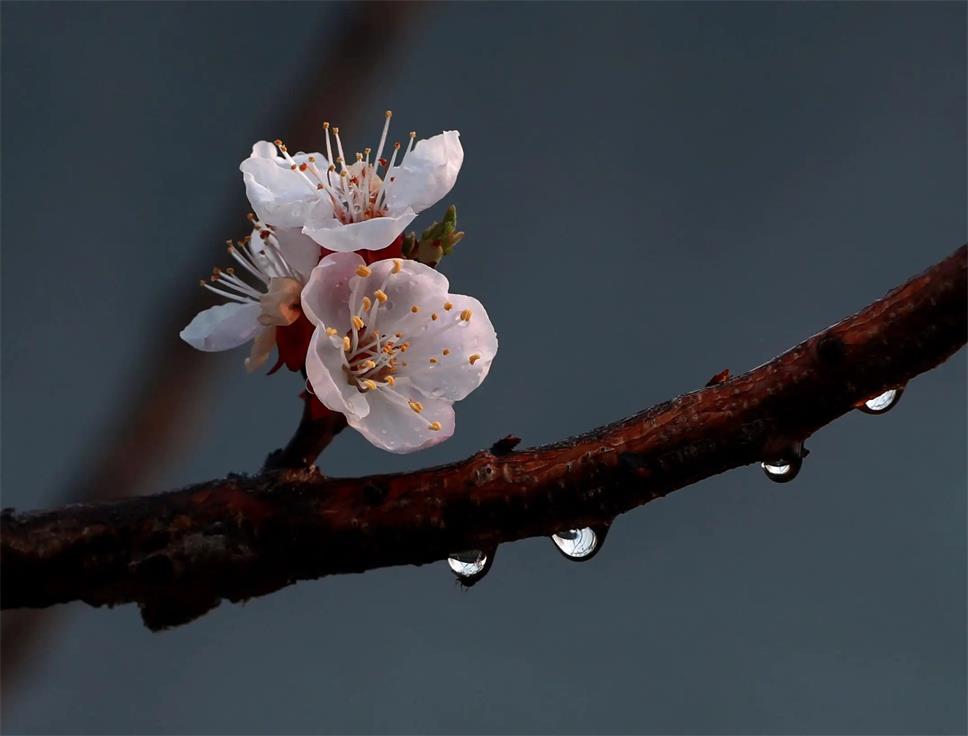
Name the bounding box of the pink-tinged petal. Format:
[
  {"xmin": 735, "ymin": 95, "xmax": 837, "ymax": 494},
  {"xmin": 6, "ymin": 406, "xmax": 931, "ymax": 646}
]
[
  {"xmin": 403, "ymin": 295, "xmax": 498, "ymax": 402},
  {"xmin": 301, "ymin": 251, "xmax": 366, "ymax": 328},
  {"xmin": 359, "ymin": 257, "xmax": 450, "ymax": 336},
  {"xmin": 244, "ymin": 326, "xmax": 277, "ymax": 373},
  {"xmin": 305, "ymin": 327, "xmax": 370, "ymax": 419},
  {"xmin": 385, "ymin": 131, "xmax": 463, "ymax": 214},
  {"xmin": 302, "ymin": 208, "xmax": 416, "ymax": 253},
  {"xmin": 347, "ymin": 386, "xmax": 455, "ymax": 454},
  {"xmin": 271, "ymin": 228, "xmax": 322, "ymax": 279},
  {"xmin": 180, "ymin": 302, "xmax": 262, "ymax": 352}
]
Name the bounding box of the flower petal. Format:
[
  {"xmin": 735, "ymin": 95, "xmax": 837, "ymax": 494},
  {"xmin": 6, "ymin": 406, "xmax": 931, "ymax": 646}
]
[
  {"xmin": 305, "ymin": 327, "xmax": 370, "ymax": 419},
  {"xmin": 301, "ymin": 251, "xmax": 366, "ymax": 328},
  {"xmin": 302, "ymin": 208, "xmax": 416, "ymax": 253},
  {"xmin": 403, "ymin": 295, "xmax": 498, "ymax": 402},
  {"xmin": 347, "ymin": 385, "xmax": 455, "ymax": 453},
  {"xmin": 357, "ymin": 257, "xmax": 450, "ymax": 337},
  {"xmin": 385, "ymin": 131, "xmax": 463, "ymax": 214},
  {"xmin": 271, "ymin": 228, "xmax": 322, "ymax": 279},
  {"xmin": 240, "ymin": 142, "xmax": 329, "ymax": 228},
  {"xmin": 180, "ymin": 302, "xmax": 262, "ymax": 352}
]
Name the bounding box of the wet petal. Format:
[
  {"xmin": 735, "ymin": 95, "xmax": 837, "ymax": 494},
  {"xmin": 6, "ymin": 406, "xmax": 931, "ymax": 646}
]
[
  {"xmin": 348, "ymin": 385, "xmax": 455, "ymax": 453},
  {"xmin": 305, "ymin": 327, "xmax": 370, "ymax": 418},
  {"xmin": 301, "ymin": 251, "xmax": 366, "ymax": 328}
]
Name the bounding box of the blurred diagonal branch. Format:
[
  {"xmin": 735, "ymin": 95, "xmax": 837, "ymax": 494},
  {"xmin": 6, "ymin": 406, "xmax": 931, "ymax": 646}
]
[
  {"xmin": 3, "ymin": 245, "xmax": 964, "ymax": 631},
  {"xmin": 0, "ymin": 0, "xmax": 418, "ymax": 683}
]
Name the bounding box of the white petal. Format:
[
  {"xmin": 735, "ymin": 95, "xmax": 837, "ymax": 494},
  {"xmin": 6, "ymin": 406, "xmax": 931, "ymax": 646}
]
[
  {"xmin": 385, "ymin": 131, "xmax": 463, "ymax": 214},
  {"xmin": 180, "ymin": 302, "xmax": 262, "ymax": 352},
  {"xmin": 404, "ymin": 295, "xmax": 498, "ymax": 402},
  {"xmin": 347, "ymin": 386, "xmax": 455, "ymax": 453},
  {"xmin": 302, "ymin": 208, "xmax": 416, "ymax": 253},
  {"xmin": 360, "ymin": 257, "xmax": 450, "ymax": 337},
  {"xmin": 305, "ymin": 327, "xmax": 370, "ymax": 419},
  {"xmin": 301, "ymin": 251, "xmax": 366, "ymax": 328},
  {"xmin": 271, "ymin": 228, "xmax": 322, "ymax": 279},
  {"xmin": 240, "ymin": 143, "xmax": 328, "ymax": 228}
]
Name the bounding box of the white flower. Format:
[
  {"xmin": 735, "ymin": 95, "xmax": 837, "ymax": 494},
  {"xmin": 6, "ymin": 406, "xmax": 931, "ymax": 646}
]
[
  {"xmin": 302, "ymin": 252, "xmax": 497, "ymax": 453},
  {"xmin": 239, "ymin": 111, "xmax": 463, "ymax": 254},
  {"xmin": 180, "ymin": 221, "xmax": 321, "ymax": 372}
]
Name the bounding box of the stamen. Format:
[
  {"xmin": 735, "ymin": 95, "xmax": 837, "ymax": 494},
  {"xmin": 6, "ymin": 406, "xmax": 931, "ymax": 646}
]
[
  {"xmin": 322, "ymin": 122, "xmax": 333, "ymax": 163},
  {"xmin": 356, "ymin": 265, "xmax": 372, "ymax": 278},
  {"xmin": 333, "ymin": 126, "xmax": 346, "ymax": 168},
  {"xmin": 343, "ymin": 336, "xmax": 351, "ymax": 351},
  {"xmin": 363, "ymin": 379, "xmax": 378, "ymax": 391},
  {"xmin": 361, "ymin": 296, "xmax": 372, "ymax": 312},
  {"xmin": 352, "ymin": 316, "xmax": 365, "ymax": 330},
  {"xmin": 325, "ymin": 327, "xmax": 338, "ymax": 336},
  {"xmin": 408, "ymin": 400, "xmax": 423, "ymax": 413},
  {"xmin": 431, "ymin": 313, "xmax": 439, "ymax": 321},
  {"xmin": 374, "ymin": 289, "xmax": 388, "ymax": 303},
  {"xmin": 429, "ymin": 357, "xmax": 438, "ymax": 365},
  {"xmin": 469, "ymin": 354, "xmax": 481, "ymax": 365},
  {"xmin": 410, "ymin": 305, "xmax": 420, "ymax": 313},
  {"xmin": 444, "ymin": 302, "xmax": 453, "ymax": 311},
  {"xmin": 375, "ymin": 110, "xmax": 392, "ymax": 172},
  {"xmin": 384, "ymin": 375, "xmax": 396, "ymax": 386},
  {"xmin": 428, "ymin": 421, "xmax": 442, "ymax": 432},
  {"xmin": 442, "ymin": 349, "xmax": 450, "ymax": 356},
  {"xmin": 392, "ymin": 259, "xmax": 402, "ymax": 274},
  {"xmin": 460, "ymin": 309, "xmax": 472, "ymax": 322}
]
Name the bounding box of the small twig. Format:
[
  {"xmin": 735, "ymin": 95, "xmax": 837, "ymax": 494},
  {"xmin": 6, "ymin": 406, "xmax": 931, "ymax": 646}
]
[
  {"xmin": 263, "ymin": 394, "xmax": 348, "ymax": 471},
  {"xmin": 2, "ymin": 245, "xmax": 964, "ymax": 631}
]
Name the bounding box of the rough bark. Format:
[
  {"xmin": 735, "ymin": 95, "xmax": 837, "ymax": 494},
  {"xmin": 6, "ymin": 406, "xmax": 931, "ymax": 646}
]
[{"xmin": 3, "ymin": 245, "xmax": 965, "ymax": 631}]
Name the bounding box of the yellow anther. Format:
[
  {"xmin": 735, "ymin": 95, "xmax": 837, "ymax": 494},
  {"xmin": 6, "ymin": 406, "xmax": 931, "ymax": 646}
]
[
  {"xmin": 399, "ymin": 343, "xmax": 410, "ymax": 352},
  {"xmin": 444, "ymin": 302, "xmax": 453, "ymax": 311},
  {"xmin": 374, "ymin": 289, "xmax": 388, "ymax": 303},
  {"xmin": 460, "ymin": 309, "xmax": 472, "ymax": 322},
  {"xmin": 343, "ymin": 336, "xmax": 351, "ymax": 351},
  {"xmin": 442, "ymin": 349, "xmax": 450, "ymax": 356},
  {"xmin": 325, "ymin": 327, "xmax": 338, "ymax": 336},
  {"xmin": 363, "ymin": 379, "xmax": 378, "ymax": 391},
  {"xmin": 469, "ymin": 354, "xmax": 482, "ymax": 365},
  {"xmin": 361, "ymin": 296, "xmax": 372, "ymax": 312},
  {"xmin": 386, "ymin": 110, "xmax": 393, "ymax": 118},
  {"xmin": 431, "ymin": 313, "xmax": 439, "ymax": 321},
  {"xmin": 323, "ymin": 121, "xmax": 330, "ymax": 130},
  {"xmin": 355, "ymin": 265, "xmax": 371, "ymax": 278},
  {"xmin": 408, "ymin": 400, "xmax": 423, "ymax": 413},
  {"xmin": 429, "ymin": 357, "xmax": 438, "ymax": 365},
  {"xmin": 361, "ymin": 359, "xmax": 377, "ymax": 370},
  {"xmin": 308, "ymin": 155, "xmax": 316, "ymax": 163},
  {"xmin": 428, "ymin": 421, "xmax": 442, "ymax": 432},
  {"xmin": 384, "ymin": 375, "xmax": 396, "ymax": 386},
  {"xmin": 410, "ymin": 305, "xmax": 420, "ymax": 313},
  {"xmin": 351, "ymin": 316, "xmax": 365, "ymax": 330},
  {"xmin": 392, "ymin": 259, "xmax": 402, "ymax": 273},
  {"xmin": 332, "ymin": 127, "xmax": 340, "ymax": 134}
]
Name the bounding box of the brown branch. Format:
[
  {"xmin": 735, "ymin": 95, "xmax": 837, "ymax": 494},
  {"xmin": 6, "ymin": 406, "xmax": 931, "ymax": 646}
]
[
  {"xmin": 3, "ymin": 245, "xmax": 965, "ymax": 631},
  {"xmin": 263, "ymin": 394, "xmax": 348, "ymax": 471}
]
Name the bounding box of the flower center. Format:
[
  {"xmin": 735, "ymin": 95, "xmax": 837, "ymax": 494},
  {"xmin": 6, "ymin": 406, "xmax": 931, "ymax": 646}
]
[{"xmin": 272, "ymin": 110, "xmax": 417, "ymax": 225}]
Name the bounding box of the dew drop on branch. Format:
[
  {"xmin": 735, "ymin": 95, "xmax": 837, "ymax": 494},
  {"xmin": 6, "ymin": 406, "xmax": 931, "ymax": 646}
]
[
  {"xmin": 551, "ymin": 527, "xmax": 605, "ymax": 561},
  {"xmin": 761, "ymin": 442, "xmax": 804, "ymax": 483},
  {"xmin": 447, "ymin": 549, "xmax": 492, "ymax": 587},
  {"xmin": 857, "ymin": 387, "xmax": 904, "ymax": 415}
]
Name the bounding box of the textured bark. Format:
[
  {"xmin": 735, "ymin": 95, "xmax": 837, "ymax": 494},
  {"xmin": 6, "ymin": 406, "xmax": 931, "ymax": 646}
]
[{"xmin": 3, "ymin": 245, "xmax": 965, "ymax": 631}]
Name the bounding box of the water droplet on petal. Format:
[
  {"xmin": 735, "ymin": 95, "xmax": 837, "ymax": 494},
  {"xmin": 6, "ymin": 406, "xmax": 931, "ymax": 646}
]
[
  {"xmin": 858, "ymin": 387, "xmax": 904, "ymax": 415},
  {"xmin": 552, "ymin": 526, "xmax": 606, "ymax": 561},
  {"xmin": 447, "ymin": 549, "xmax": 492, "ymax": 586}
]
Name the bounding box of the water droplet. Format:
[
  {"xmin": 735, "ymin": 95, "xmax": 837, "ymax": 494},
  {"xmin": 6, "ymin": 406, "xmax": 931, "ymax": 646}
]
[
  {"xmin": 858, "ymin": 387, "xmax": 904, "ymax": 415},
  {"xmin": 552, "ymin": 526, "xmax": 606, "ymax": 561},
  {"xmin": 447, "ymin": 549, "xmax": 492, "ymax": 586},
  {"xmin": 761, "ymin": 442, "xmax": 804, "ymax": 483}
]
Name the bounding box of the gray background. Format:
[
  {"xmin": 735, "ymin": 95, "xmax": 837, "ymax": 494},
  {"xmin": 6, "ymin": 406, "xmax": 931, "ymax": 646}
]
[{"xmin": 1, "ymin": 2, "xmax": 965, "ymax": 734}]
